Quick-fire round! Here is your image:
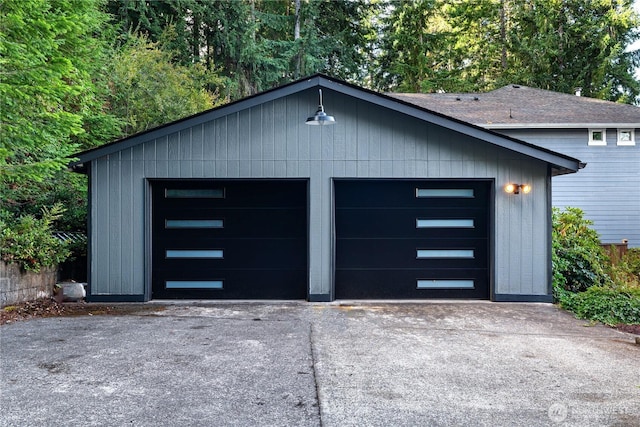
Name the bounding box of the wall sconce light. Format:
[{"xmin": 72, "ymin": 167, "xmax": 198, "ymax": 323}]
[
  {"xmin": 504, "ymin": 183, "xmax": 531, "ymax": 194},
  {"xmin": 306, "ymin": 89, "xmax": 336, "ymax": 125}
]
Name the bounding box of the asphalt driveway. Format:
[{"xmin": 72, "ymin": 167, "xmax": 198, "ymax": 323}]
[{"xmin": 1, "ymin": 302, "xmax": 638, "ymax": 426}]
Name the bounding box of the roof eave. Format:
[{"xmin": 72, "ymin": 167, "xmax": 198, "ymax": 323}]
[{"xmin": 481, "ymin": 123, "xmax": 640, "ymax": 129}]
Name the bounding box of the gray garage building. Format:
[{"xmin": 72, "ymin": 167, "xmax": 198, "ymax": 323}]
[{"xmin": 71, "ymin": 75, "xmax": 582, "ymax": 302}]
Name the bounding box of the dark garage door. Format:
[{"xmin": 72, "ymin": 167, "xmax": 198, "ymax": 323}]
[
  {"xmin": 335, "ymin": 180, "xmax": 490, "ymax": 299},
  {"xmin": 152, "ymin": 180, "xmax": 308, "ymax": 299}
]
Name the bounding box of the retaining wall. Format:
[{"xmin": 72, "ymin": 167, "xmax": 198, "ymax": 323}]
[{"xmin": 0, "ymin": 262, "xmax": 56, "ymax": 308}]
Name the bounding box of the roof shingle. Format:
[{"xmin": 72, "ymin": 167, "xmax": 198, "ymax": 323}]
[{"xmin": 389, "ymin": 85, "xmax": 640, "ymax": 127}]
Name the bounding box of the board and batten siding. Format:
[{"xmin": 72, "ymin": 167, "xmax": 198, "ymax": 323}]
[
  {"xmin": 502, "ymin": 128, "xmax": 640, "ymax": 247},
  {"xmin": 89, "ymin": 89, "xmax": 551, "ymax": 300}
]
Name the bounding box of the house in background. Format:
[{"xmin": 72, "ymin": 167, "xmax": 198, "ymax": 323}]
[
  {"xmin": 71, "ymin": 75, "xmax": 581, "ymax": 302},
  {"xmin": 391, "ymin": 86, "xmax": 640, "ymax": 247}
]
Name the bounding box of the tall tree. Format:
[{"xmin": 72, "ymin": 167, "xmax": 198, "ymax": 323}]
[
  {"xmin": 374, "ymin": 0, "xmax": 449, "ymax": 92},
  {"xmin": 373, "ymin": 0, "xmax": 639, "ymax": 102},
  {"xmin": 302, "ymin": 0, "xmax": 377, "ymax": 82},
  {"xmin": 1, "ymin": 0, "xmax": 124, "ymax": 266},
  {"xmin": 440, "ymin": 0, "xmax": 511, "ymax": 92},
  {"xmin": 106, "ymin": 0, "xmax": 376, "ymax": 100},
  {"xmin": 1, "ymin": 0, "xmax": 120, "ymax": 207},
  {"xmin": 505, "ymin": 0, "xmax": 640, "ymax": 102}
]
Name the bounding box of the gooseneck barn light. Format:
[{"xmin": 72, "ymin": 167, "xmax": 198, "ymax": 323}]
[
  {"xmin": 306, "ymin": 89, "xmax": 336, "ymax": 125},
  {"xmin": 504, "ymin": 183, "xmax": 531, "ymax": 195}
]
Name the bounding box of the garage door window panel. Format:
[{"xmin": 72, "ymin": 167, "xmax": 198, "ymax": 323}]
[
  {"xmin": 417, "ymin": 280, "xmax": 475, "ymax": 289},
  {"xmin": 165, "ymin": 249, "xmax": 224, "ymax": 259},
  {"xmin": 165, "ymin": 219, "xmax": 224, "ymax": 229},
  {"xmin": 415, "ymin": 188, "xmax": 474, "ymax": 198},
  {"xmin": 416, "ymin": 219, "xmax": 475, "ymax": 228},
  {"xmin": 166, "ymin": 281, "xmax": 224, "ymax": 289},
  {"xmin": 165, "ymin": 188, "xmax": 225, "ymax": 198},
  {"xmin": 416, "ymin": 249, "xmax": 475, "ymax": 259}
]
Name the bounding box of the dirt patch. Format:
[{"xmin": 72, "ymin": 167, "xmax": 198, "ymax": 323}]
[
  {"xmin": 614, "ymin": 324, "xmax": 640, "ymax": 335},
  {"xmin": 1, "ymin": 298, "xmax": 164, "ymax": 325}
]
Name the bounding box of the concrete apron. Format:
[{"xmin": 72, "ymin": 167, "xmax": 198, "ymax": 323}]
[{"xmin": 1, "ymin": 302, "xmax": 638, "ymax": 427}]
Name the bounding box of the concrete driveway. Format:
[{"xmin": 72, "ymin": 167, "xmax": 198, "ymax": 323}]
[{"xmin": 1, "ymin": 302, "xmax": 638, "ymax": 426}]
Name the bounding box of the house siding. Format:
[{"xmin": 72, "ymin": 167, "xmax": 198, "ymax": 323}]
[
  {"xmin": 501, "ymin": 128, "xmax": 640, "ymax": 247},
  {"xmin": 89, "ymin": 89, "xmax": 551, "ymax": 300}
]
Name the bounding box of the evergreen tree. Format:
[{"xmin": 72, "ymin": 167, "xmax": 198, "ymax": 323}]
[
  {"xmin": 1, "ymin": 0, "xmax": 120, "ymax": 207},
  {"xmin": 505, "ymin": 0, "xmax": 640, "ymax": 102},
  {"xmin": 105, "ymin": 0, "xmax": 377, "ymax": 100},
  {"xmin": 374, "ymin": 0, "xmax": 449, "ymax": 92},
  {"xmin": 373, "ymin": 0, "xmax": 640, "ymax": 102},
  {"xmin": 1, "ymin": 0, "xmax": 122, "ymax": 261}
]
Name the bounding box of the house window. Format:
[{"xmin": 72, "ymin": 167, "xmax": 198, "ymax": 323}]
[
  {"xmin": 588, "ymin": 129, "xmax": 606, "ymax": 146},
  {"xmin": 617, "ymin": 129, "xmax": 635, "ymax": 146}
]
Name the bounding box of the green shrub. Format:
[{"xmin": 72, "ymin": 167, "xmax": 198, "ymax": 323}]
[
  {"xmin": 555, "ymin": 285, "xmax": 640, "ymax": 325},
  {"xmin": 551, "ymin": 208, "xmax": 640, "ymax": 325},
  {"xmin": 620, "ymin": 248, "xmax": 640, "ymax": 283},
  {"xmin": 0, "ymin": 204, "xmax": 71, "ymax": 272},
  {"xmin": 552, "ymin": 207, "xmax": 611, "ymax": 292}
]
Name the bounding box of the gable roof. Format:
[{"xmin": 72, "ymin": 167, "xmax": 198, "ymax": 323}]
[
  {"xmin": 389, "ymin": 85, "xmax": 640, "ymax": 129},
  {"xmin": 71, "ymin": 74, "xmax": 582, "ymax": 175}
]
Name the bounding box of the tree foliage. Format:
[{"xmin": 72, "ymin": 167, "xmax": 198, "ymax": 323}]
[
  {"xmin": 375, "ymin": 0, "xmax": 436, "ymax": 92},
  {"xmin": 104, "ymin": 0, "xmax": 639, "ymax": 101},
  {"xmin": 372, "ymin": 0, "xmax": 640, "ymax": 102},
  {"xmin": 0, "ymin": 0, "xmax": 121, "ymax": 188},
  {"xmin": 505, "ymin": 0, "xmax": 640, "ymax": 102},
  {"xmin": 0, "ymin": 204, "xmax": 71, "ymax": 272},
  {"xmin": 105, "ymin": 0, "xmax": 378, "ymax": 99},
  {"xmin": 0, "ymin": 0, "xmax": 122, "ymax": 270},
  {"xmin": 108, "ymin": 34, "xmax": 221, "ymax": 136}
]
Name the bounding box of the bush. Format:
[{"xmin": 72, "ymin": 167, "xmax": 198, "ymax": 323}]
[
  {"xmin": 620, "ymin": 248, "xmax": 640, "ymax": 283},
  {"xmin": 552, "ymin": 208, "xmax": 640, "ymax": 325},
  {"xmin": 0, "ymin": 204, "xmax": 71, "ymax": 272},
  {"xmin": 552, "ymin": 207, "xmax": 611, "ymax": 292},
  {"xmin": 555, "ymin": 285, "xmax": 640, "ymax": 325}
]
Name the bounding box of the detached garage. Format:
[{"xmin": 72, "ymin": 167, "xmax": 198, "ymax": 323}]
[{"xmin": 71, "ymin": 74, "xmax": 582, "ymax": 302}]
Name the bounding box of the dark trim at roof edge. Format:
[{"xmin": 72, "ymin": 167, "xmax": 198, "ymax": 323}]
[{"xmin": 70, "ymin": 74, "xmax": 582, "ymax": 176}]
